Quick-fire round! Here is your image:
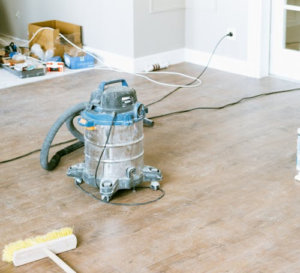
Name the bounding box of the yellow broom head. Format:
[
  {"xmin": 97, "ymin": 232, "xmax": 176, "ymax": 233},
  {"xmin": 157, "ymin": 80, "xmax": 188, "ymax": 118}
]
[{"xmin": 2, "ymin": 227, "xmax": 73, "ymax": 263}]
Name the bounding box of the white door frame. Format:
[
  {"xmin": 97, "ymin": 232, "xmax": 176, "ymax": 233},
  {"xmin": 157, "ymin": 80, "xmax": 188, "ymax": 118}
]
[
  {"xmin": 247, "ymin": 0, "xmax": 272, "ymax": 78},
  {"xmin": 269, "ymin": 0, "xmax": 300, "ymax": 81}
]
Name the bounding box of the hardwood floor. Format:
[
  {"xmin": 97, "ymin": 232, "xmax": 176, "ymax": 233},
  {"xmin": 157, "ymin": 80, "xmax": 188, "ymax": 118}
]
[{"xmin": 1, "ymin": 63, "xmax": 300, "ymax": 272}]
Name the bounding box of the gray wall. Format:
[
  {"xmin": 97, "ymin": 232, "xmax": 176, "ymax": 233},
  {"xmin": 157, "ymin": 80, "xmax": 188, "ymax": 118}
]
[
  {"xmin": 185, "ymin": 0, "xmax": 248, "ymax": 61},
  {"xmin": 133, "ymin": 0, "xmax": 185, "ymax": 58},
  {"xmin": 0, "ymin": 0, "xmax": 135, "ymax": 57}
]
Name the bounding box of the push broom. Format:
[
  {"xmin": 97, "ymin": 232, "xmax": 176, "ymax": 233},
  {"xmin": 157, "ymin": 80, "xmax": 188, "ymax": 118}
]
[{"xmin": 2, "ymin": 227, "xmax": 77, "ymax": 273}]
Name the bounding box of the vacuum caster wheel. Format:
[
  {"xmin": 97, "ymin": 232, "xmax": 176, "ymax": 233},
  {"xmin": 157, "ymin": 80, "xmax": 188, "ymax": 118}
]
[
  {"xmin": 150, "ymin": 181, "xmax": 160, "ymax": 191},
  {"xmin": 101, "ymin": 195, "xmax": 110, "ymax": 203},
  {"xmin": 75, "ymin": 178, "xmax": 83, "ymax": 184}
]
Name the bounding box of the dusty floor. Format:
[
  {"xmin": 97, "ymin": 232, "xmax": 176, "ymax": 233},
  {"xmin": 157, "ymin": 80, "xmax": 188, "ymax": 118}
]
[{"xmin": 1, "ymin": 63, "xmax": 300, "ymax": 272}]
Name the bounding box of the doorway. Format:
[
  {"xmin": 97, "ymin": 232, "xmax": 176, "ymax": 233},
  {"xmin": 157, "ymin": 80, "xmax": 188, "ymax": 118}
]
[{"xmin": 270, "ymin": 0, "xmax": 300, "ymax": 81}]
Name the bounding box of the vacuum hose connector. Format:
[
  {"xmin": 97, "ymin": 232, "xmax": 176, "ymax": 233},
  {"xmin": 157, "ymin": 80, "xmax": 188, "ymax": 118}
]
[{"xmin": 40, "ymin": 102, "xmax": 87, "ymax": 171}]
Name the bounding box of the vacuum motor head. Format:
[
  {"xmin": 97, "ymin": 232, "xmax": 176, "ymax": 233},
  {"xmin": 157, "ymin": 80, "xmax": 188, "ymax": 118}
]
[{"xmin": 80, "ymin": 79, "xmax": 146, "ymax": 127}]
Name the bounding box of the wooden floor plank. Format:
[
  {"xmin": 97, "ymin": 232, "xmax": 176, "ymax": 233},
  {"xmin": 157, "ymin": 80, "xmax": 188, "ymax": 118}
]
[{"xmin": 1, "ymin": 63, "xmax": 300, "ymax": 272}]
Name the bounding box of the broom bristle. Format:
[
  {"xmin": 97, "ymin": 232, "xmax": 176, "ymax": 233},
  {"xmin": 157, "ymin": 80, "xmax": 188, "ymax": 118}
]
[{"xmin": 2, "ymin": 227, "xmax": 73, "ymax": 263}]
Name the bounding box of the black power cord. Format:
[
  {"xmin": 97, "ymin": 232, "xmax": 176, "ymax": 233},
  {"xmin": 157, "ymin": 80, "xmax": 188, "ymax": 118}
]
[
  {"xmin": 146, "ymin": 33, "xmax": 231, "ymax": 108},
  {"xmin": 94, "ymin": 112, "xmax": 116, "ymax": 188},
  {"xmin": 0, "ymin": 138, "xmax": 78, "ymax": 164},
  {"xmin": 77, "ymin": 111, "xmax": 166, "ymax": 206},
  {"xmin": 148, "ymin": 87, "xmax": 300, "ymax": 120},
  {"xmin": 2, "ymin": 87, "xmax": 300, "ymax": 164},
  {"xmin": 75, "ymin": 181, "xmax": 165, "ymax": 206},
  {"xmin": 0, "ymin": 32, "xmax": 235, "ymax": 165}
]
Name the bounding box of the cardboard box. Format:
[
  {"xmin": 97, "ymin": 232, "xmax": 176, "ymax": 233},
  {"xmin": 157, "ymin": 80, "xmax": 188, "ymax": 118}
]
[
  {"xmin": 28, "ymin": 20, "xmax": 81, "ymax": 59},
  {"xmin": 64, "ymin": 53, "xmax": 94, "ymax": 69},
  {"xmin": 19, "ymin": 47, "xmax": 30, "ymax": 56}
]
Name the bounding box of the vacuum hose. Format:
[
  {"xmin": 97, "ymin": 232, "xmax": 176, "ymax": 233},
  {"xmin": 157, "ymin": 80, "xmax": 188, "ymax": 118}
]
[{"xmin": 40, "ymin": 102, "xmax": 87, "ymax": 171}]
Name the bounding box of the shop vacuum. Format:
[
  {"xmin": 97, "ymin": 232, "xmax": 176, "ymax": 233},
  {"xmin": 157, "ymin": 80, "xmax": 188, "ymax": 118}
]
[{"xmin": 40, "ymin": 79, "xmax": 162, "ymax": 202}]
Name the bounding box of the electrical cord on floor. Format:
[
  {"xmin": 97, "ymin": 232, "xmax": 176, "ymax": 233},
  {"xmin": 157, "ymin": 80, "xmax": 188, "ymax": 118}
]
[
  {"xmin": 75, "ymin": 181, "xmax": 165, "ymax": 206},
  {"xmin": 146, "ymin": 33, "xmax": 231, "ymax": 108},
  {"xmin": 2, "ymin": 87, "xmax": 300, "ymax": 165},
  {"xmin": 0, "ymin": 138, "xmax": 78, "ymax": 164},
  {"xmin": 148, "ymin": 87, "xmax": 300, "ymax": 120}
]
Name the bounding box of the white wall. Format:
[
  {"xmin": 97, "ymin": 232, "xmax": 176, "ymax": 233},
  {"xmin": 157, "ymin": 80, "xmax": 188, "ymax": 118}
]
[
  {"xmin": 0, "ymin": 0, "xmax": 135, "ymax": 58},
  {"xmin": 185, "ymin": 0, "xmax": 248, "ymax": 61},
  {"xmin": 133, "ymin": 0, "xmax": 185, "ymax": 58},
  {"xmin": 0, "ymin": 0, "xmax": 185, "ymax": 59},
  {"xmin": 184, "ymin": 0, "xmax": 271, "ymax": 78},
  {"xmin": 0, "ymin": 0, "xmax": 270, "ymax": 77}
]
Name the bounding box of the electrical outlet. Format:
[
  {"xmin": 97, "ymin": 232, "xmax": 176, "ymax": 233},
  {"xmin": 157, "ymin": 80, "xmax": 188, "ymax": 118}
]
[{"xmin": 226, "ymin": 28, "xmax": 236, "ymax": 40}]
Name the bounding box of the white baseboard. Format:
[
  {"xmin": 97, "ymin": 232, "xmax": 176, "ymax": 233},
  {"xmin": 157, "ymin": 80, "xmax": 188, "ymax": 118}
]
[
  {"xmin": 1, "ymin": 32, "xmax": 256, "ymax": 77},
  {"xmin": 133, "ymin": 49, "xmax": 185, "ymax": 72},
  {"xmin": 83, "ymin": 46, "xmax": 135, "ymax": 72},
  {"xmin": 185, "ymin": 48, "xmax": 251, "ymax": 77},
  {"xmin": 84, "ymin": 47, "xmax": 252, "ymax": 77},
  {"xmin": 83, "ymin": 46, "xmax": 185, "ymax": 73}
]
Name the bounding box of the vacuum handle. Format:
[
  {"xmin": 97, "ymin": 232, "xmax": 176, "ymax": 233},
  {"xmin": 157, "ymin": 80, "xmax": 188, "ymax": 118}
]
[{"xmin": 98, "ymin": 79, "xmax": 128, "ymax": 92}]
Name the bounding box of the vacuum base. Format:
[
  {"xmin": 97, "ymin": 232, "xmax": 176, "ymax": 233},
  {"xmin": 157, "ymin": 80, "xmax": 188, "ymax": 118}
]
[{"xmin": 68, "ymin": 164, "xmax": 162, "ymax": 202}]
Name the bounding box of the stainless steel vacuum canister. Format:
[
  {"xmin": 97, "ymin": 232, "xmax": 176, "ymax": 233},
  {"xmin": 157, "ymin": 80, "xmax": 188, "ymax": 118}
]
[{"xmin": 67, "ymin": 79, "xmax": 162, "ymax": 202}]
